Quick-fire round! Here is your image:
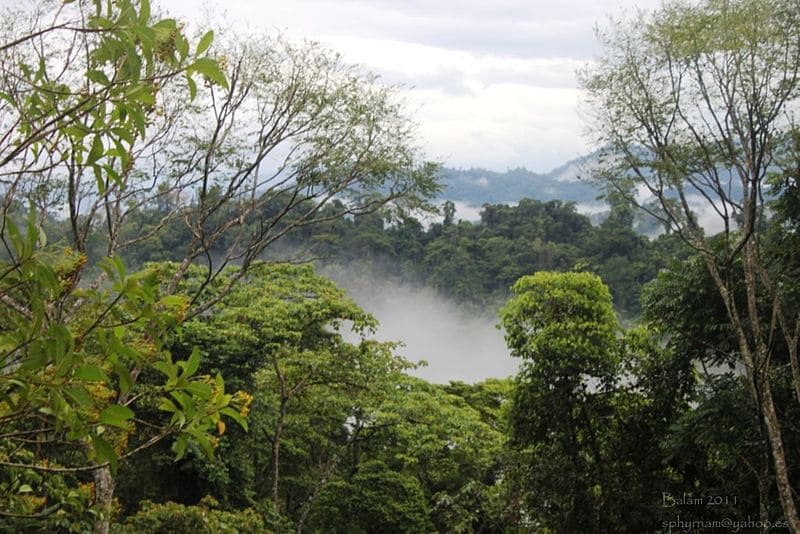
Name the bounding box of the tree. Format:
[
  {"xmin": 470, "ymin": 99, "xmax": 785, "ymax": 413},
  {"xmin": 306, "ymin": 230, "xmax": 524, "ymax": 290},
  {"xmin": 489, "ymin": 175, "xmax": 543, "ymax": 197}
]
[
  {"xmin": 585, "ymin": 196, "xmax": 654, "ymax": 316},
  {"xmin": 127, "ymin": 263, "xmax": 415, "ymax": 531},
  {"xmin": 114, "ymin": 498, "xmax": 268, "ymax": 534},
  {"xmin": 500, "ymin": 272, "xmax": 694, "ymax": 531},
  {"xmin": 500, "ymin": 272, "xmax": 619, "ymax": 531},
  {"xmin": 308, "ymin": 376, "xmax": 511, "ymax": 533},
  {"xmin": 642, "ymin": 249, "xmax": 800, "ymax": 524},
  {"xmin": 118, "ymin": 265, "xmax": 515, "ymax": 532},
  {"xmin": 582, "ymin": 0, "xmax": 800, "ymax": 527},
  {"xmin": 310, "ymin": 459, "xmax": 434, "ymax": 534},
  {"xmin": 115, "ymin": 32, "xmax": 440, "ymax": 308}
]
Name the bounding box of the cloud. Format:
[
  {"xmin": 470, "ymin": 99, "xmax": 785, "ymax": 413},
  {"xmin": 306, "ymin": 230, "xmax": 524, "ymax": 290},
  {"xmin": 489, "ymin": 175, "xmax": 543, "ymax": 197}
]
[
  {"xmin": 206, "ymin": 0, "xmax": 664, "ymax": 59},
  {"xmin": 313, "ymin": 35, "xmax": 589, "ymax": 169},
  {"xmin": 409, "ymin": 84, "xmax": 588, "ymax": 170},
  {"xmin": 452, "ymin": 201, "xmax": 483, "ymax": 222},
  {"xmin": 325, "ymin": 36, "xmax": 585, "ymax": 90},
  {"xmin": 335, "ymin": 276, "xmax": 518, "ymax": 384},
  {"xmin": 167, "ymin": 0, "xmax": 666, "ymax": 171}
]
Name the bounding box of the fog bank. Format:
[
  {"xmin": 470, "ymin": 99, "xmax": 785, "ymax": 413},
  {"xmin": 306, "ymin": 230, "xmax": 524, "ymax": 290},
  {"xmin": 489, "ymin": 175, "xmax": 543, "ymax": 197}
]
[{"xmin": 325, "ymin": 268, "xmax": 518, "ymax": 384}]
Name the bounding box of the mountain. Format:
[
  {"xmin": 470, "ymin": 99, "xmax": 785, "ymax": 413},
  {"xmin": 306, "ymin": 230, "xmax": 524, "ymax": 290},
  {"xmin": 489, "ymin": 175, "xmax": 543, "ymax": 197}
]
[
  {"xmin": 436, "ymin": 154, "xmax": 603, "ymax": 207},
  {"xmin": 436, "ymin": 151, "xmax": 750, "ymax": 237}
]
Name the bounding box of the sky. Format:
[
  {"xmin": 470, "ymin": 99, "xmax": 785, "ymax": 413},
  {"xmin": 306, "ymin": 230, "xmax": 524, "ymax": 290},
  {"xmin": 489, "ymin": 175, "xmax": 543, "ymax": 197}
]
[{"xmin": 168, "ymin": 0, "xmax": 664, "ymax": 173}]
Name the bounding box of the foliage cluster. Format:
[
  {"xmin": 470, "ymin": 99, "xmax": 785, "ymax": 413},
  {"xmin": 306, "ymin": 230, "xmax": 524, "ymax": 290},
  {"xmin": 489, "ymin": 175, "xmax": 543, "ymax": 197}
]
[{"xmin": 112, "ymin": 498, "xmax": 268, "ymax": 534}]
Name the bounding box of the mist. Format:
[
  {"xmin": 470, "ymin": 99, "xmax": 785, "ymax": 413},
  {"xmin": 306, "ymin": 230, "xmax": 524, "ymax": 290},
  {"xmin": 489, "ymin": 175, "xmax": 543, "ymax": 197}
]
[{"xmin": 323, "ymin": 266, "xmax": 518, "ymax": 384}]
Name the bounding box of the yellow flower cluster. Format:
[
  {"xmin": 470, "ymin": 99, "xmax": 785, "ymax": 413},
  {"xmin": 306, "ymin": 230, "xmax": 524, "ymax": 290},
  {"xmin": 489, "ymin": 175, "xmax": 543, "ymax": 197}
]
[{"xmin": 234, "ymin": 390, "xmax": 254, "ymax": 418}]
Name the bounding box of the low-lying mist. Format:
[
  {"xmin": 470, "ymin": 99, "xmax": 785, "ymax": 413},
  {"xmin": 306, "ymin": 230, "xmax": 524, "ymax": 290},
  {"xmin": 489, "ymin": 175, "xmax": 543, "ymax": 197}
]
[{"xmin": 322, "ymin": 265, "xmax": 518, "ymax": 384}]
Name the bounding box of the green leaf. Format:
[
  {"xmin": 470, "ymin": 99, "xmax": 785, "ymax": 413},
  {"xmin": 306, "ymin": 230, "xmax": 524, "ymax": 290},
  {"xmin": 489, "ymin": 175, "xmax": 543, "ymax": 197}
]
[
  {"xmin": 183, "ymin": 382, "xmax": 212, "ymax": 400},
  {"xmin": 154, "ymin": 361, "xmax": 177, "ymax": 381},
  {"xmin": 129, "ymin": 105, "xmax": 146, "ymax": 139},
  {"xmin": 158, "ymin": 398, "xmax": 178, "ymax": 413},
  {"xmin": 18, "ymin": 484, "xmax": 33, "ymax": 493},
  {"xmin": 94, "ymin": 164, "xmax": 105, "ymax": 195},
  {"xmin": 137, "ymin": 27, "xmax": 157, "ymax": 61},
  {"xmin": 89, "ymin": 15, "xmax": 114, "ymax": 30},
  {"xmin": 87, "ymin": 70, "xmax": 110, "ymax": 85},
  {"xmin": 114, "ymin": 362, "xmax": 133, "ymax": 394},
  {"xmin": 173, "ymin": 433, "xmax": 189, "ymax": 460},
  {"xmin": 20, "ymin": 350, "xmax": 48, "ymax": 370},
  {"xmin": 91, "ymin": 435, "xmax": 118, "ymax": 474},
  {"xmin": 111, "ymin": 126, "xmax": 134, "ymax": 146},
  {"xmin": 64, "ymin": 386, "xmax": 93, "ymax": 408},
  {"xmin": 75, "ymin": 365, "xmax": 108, "ymax": 382},
  {"xmin": 195, "ymin": 30, "xmax": 214, "ymax": 57},
  {"xmin": 190, "ymin": 58, "xmax": 228, "ymax": 88},
  {"xmin": 112, "ymin": 255, "xmax": 126, "ymax": 281},
  {"xmin": 139, "ymin": 0, "xmax": 150, "ymax": 23},
  {"xmin": 186, "ymin": 73, "xmax": 197, "ymax": 101},
  {"xmin": 175, "ymin": 32, "xmax": 189, "ymax": 61},
  {"xmin": 126, "ymin": 84, "xmax": 155, "ymax": 106},
  {"xmin": 0, "ymin": 90, "xmax": 16, "ymax": 108},
  {"xmin": 87, "ymin": 135, "xmax": 104, "ymax": 165},
  {"xmin": 183, "ymin": 347, "xmax": 201, "ymax": 378},
  {"xmin": 122, "ymin": 43, "xmax": 142, "ymax": 82},
  {"xmin": 48, "ymin": 323, "xmax": 73, "ymax": 367},
  {"xmin": 104, "ymin": 164, "xmax": 121, "ymax": 189},
  {"xmin": 4, "ymin": 216, "xmax": 22, "ymax": 257},
  {"xmin": 65, "ymin": 125, "xmax": 89, "ymax": 141},
  {"xmin": 23, "ymin": 206, "xmax": 39, "ymax": 250},
  {"xmin": 191, "ymin": 431, "xmax": 215, "ymax": 459},
  {"xmin": 170, "ymin": 390, "xmax": 192, "ymax": 412},
  {"xmin": 220, "ymin": 407, "xmax": 248, "ymax": 431},
  {"xmin": 99, "ymin": 405, "xmax": 134, "ymax": 428}
]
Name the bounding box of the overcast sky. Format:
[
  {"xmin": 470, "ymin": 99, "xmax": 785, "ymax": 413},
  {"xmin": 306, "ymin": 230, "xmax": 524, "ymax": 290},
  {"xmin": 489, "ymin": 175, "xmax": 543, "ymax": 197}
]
[{"xmin": 165, "ymin": 0, "xmax": 664, "ymax": 173}]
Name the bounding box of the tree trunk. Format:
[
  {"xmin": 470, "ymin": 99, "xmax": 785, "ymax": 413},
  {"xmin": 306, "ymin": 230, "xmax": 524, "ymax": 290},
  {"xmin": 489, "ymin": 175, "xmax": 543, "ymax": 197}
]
[
  {"xmin": 743, "ymin": 244, "xmax": 800, "ymax": 532},
  {"xmin": 759, "ymin": 374, "xmax": 800, "ymax": 532},
  {"xmin": 94, "ymin": 464, "xmax": 115, "ymax": 534},
  {"xmin": 703, "ymin": 248, "xmax": 800, "ymax": 532},
  {"xmin": 758, "ymin": 420, "xmax": 771, "ymax": 532},
  {"xmin": 295, "ymin": 452, "xmax": 343, "ymax": 534}
]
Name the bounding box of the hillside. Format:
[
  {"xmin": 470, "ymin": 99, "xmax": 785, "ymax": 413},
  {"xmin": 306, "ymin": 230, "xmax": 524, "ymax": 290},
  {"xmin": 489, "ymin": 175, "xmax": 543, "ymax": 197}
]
[{"xmin": 437, "ymin": 154, "xmax": 602, "ymax": 206}]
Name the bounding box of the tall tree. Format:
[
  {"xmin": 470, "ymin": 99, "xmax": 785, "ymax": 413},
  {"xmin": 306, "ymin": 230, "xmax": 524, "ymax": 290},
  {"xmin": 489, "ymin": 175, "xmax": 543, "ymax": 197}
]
[
  {"xmin": 500, "ymin": 272, "xmax": 620, "ymax": 531},
  {"xmin": 500, "ymin": 271, "xmax": 694, "ymax": 531},
  {"xmin": 582, "ymin": 0, "xmax": 800, "ymax": 527},
  {"xmin": 149, "ymin": 263, "xmax": 413, "ymax": 531}
]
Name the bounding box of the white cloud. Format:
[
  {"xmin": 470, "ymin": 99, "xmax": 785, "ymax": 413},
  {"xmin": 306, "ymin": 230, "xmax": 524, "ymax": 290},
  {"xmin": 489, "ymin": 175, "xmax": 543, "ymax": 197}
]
[
  {"xmin": 166, "ymin": 0, "xmax": 665, "ymax": 171},
  {"xmin": 324, "ymin": 36, "xmax": 584, "ymax": 90},
  {"xmin": 452, "ymin": 201, "xmax": 483, "ymax": 222},
  {"xmin": 408, "ymin": 84, "xmax": 587, "ymax": 170},
  {"xmin": 336, "ymin": 277, "xmax": 517, "ymax": 383}
]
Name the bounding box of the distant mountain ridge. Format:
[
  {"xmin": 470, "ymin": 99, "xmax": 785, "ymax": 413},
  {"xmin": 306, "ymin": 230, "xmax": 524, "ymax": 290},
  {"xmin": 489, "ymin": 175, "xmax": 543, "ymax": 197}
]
[
  {"xmin": 437, "ymin": 154, "xmax": 603, "ymax": 207},
  {"xmin": 439, "ymin": 151, "xmax": 746, "ymax": 237}
]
